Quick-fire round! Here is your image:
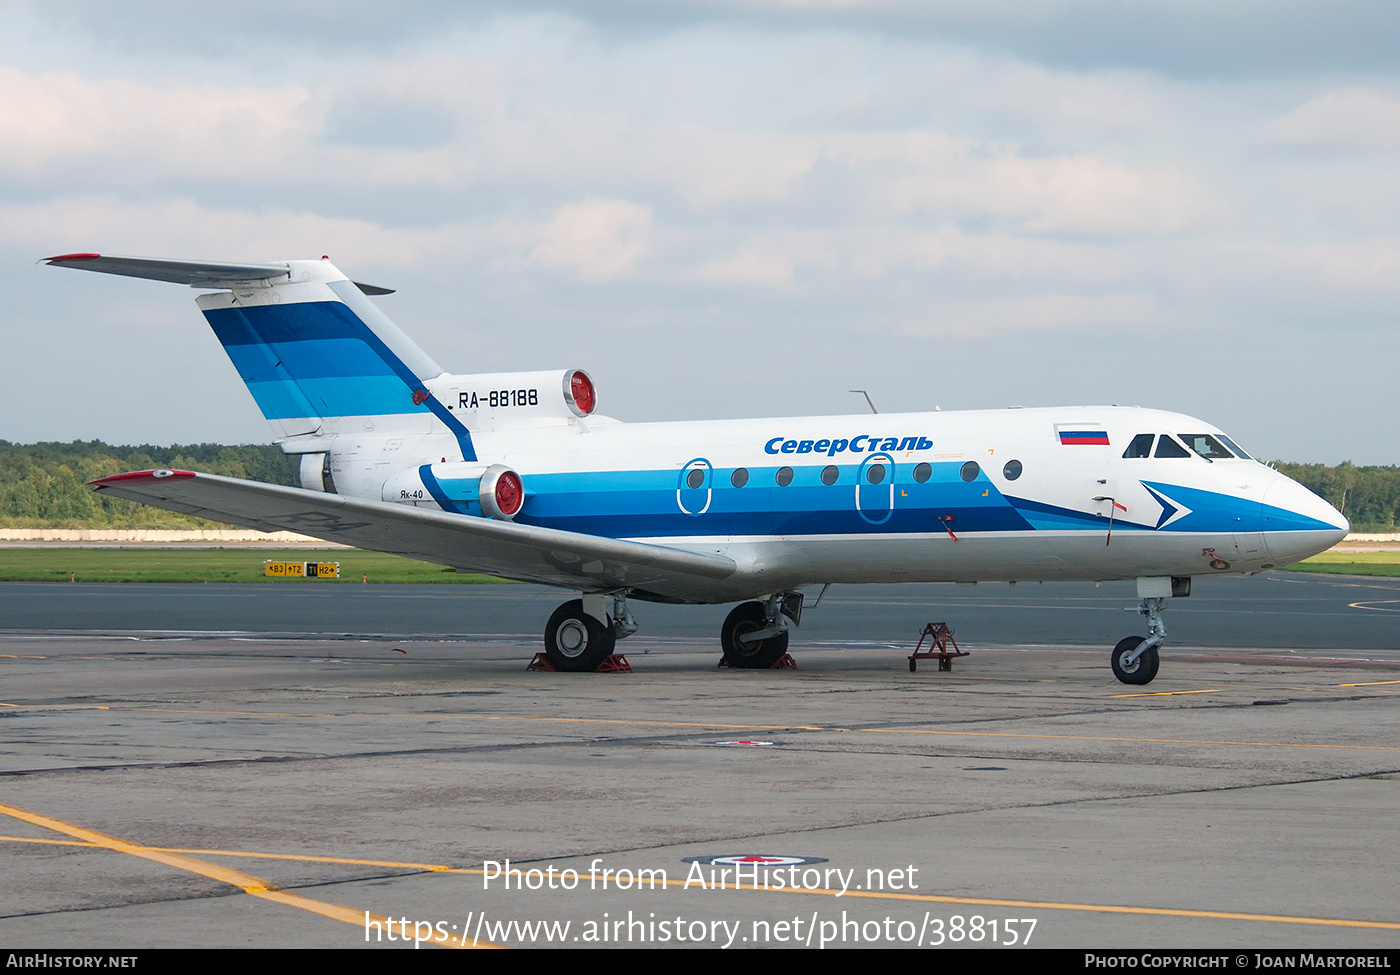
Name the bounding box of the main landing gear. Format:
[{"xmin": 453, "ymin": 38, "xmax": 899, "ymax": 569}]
[
  {"xmin": 1110, "ymin": 578, "xmax": 1188, "ymax": 685},
  {"xmin": 542, "ymin": 593, "xmax": 638, "ymax": 672},
  {"xmin": 538, "ymin": 590, "xmax": 805, "ymax": 672},
  {"xmin": 720, "ymin": 593, "xmax": 802, "ymax": 669},
  {"xmin": 543, "ymin": 600, "xmax": 615, "ymax": 672}
]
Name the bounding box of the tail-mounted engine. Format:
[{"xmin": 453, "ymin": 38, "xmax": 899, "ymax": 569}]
[
  {"xmin": 382, "ymin": 462, "xmax": 524, "ymax": 520},
  {"xmin": 425, "ymin": 368, "xmax": 596, "ymax": 432}
]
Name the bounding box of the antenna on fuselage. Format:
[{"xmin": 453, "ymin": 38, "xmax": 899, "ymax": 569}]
[{"xmin": 849, "ymin": 390, "xmax": 878, "ymax": 414}]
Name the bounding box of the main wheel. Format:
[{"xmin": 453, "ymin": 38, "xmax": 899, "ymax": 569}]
[
  {"xmin": 721, "ymin": 601, "xmax": 790, "ymax": 669},
  {"xmin": 1111, "ymin": 636, "xmax": 1160, "ymax": 685},
  {"xmin": 544, "ymin": 600, "xmax": 616, "ymax": 672}
]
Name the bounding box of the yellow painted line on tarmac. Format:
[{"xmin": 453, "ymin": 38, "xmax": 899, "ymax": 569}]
[
  {"xmin": 0, "ymin": 803, "xmax": 500, "ymax": 948},
  {"xmin": 754, "ymin": 885, "xmax": 1400, "ymax": 931},
  {"xmin": 1337, "ymin": 680, "xmax": 1400, "ymax": 687},
  {"xmin": 0, "ymin": 703, "xmax": 108, "ymax": 710},
  {"xmin": 6, "ymin": 830, "xmax": 1391, "ymax": 932},
  {"xmin": 1111, "ymin": 688, "xmax": 1222, "ymax": 698},
  {"xmin": 0, "ymin": 834, "xmax": 456, "ymax": 870},
  {"xmin": 0, "ymin": 834, "xmax": 100, "ymax": 847}
]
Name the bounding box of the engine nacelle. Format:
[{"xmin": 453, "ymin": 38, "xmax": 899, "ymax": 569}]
[
  {"xmin": 425, "ymin": 368, "xmax": 596, "ymax": 431},
  {"xmin": 382, "ymin": 462, "xmax": 524, "ymax": 520}
]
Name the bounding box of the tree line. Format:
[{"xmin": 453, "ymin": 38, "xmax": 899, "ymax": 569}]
[
  {"xmin": 0, "ymin": 441, "xmax": 296, "ymax": 528},
  {"xmin": 0, "ymin": 441, "xmax": 1395, "ymax": 532},
  {"xmin": 1271, "ymin": 462, "xmax": 1400, "ymax": 533}
]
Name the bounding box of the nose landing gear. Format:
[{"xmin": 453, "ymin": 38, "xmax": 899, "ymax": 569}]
[{"xmin": 1111, "ymin": 593, "xmax": 1169, "ymax": 685}]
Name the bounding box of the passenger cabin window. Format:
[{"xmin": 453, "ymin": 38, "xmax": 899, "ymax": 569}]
[
  {"xmin": 1154, "ymin": 435, "xmax": 1191, "ymax": 458},
  {"xmin": 1181, "ymin": 434, "xmax": 1234, "ymax": 460},
  {"xmin": 1122, "ymin": 433, "xmax": 1154, "ymax": 458}
]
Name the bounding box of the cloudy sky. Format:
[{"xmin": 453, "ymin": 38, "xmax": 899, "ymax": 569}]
[{"xmin": 2, "ymin": 1, "xmax": 1397, "ymax": 464}]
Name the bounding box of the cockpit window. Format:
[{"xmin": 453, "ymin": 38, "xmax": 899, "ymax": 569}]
[
  {"xmin": 1217, "ymin": 435, "xmax": 1251, "ymax": 460},
  {"xmin": 1154, "ymin": 435, "xmax": 1191, "ymax": 458},
  {"xmin": 1181, "ymin": 434, "xmax": 1234, "ymax": 459},
  {"xmin": 1122, "ymin": 433, "xmax": 1154, "ymax": 459}
]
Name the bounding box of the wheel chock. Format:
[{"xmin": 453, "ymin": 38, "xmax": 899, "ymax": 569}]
[
  {"xmin": 527, "ymin": 653, "xmax": 631, "ymax": 673},
  {"xmin": 908, "ymin": 622, "xmax": 969, "ymax": 673},
  {"xmin": 718, "ymin": 653, "xmax": 797, "ymax": 669}
]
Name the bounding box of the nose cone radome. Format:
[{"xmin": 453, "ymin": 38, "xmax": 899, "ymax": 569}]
[{"xmin": 1261, "ymin": 475, "xmax": 1349, "ymax": 566}]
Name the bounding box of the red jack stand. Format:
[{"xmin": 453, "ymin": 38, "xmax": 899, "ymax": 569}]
[{"xmin": 908, "ymin": 622, "xmax": 969, "ymax": 672}]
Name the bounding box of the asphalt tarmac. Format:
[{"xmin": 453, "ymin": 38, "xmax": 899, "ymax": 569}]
[{"xmin": 0, "ymin": 573, "xmax": 1397, "ymax": 950}]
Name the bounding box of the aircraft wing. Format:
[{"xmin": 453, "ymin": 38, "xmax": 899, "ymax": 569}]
[{"xmin": 90, "ymin": 470, "xmax": 737, "ymax": 599}]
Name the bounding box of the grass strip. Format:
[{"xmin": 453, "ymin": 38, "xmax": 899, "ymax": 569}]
[
  {"xmin": 0, "ymin": 548, "xmax": 509, "ymax": 584},
  {"xmin": 1282, "ymin": 551, "xmax": 1400, "ymax": 578}
]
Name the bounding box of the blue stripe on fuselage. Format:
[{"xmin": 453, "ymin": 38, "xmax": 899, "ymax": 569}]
[{"xmin": 511, "ymin": 464, "xmax": 1035, "ymax": 538}]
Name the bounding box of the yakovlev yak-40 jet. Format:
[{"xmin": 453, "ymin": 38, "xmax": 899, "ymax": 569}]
[{"xmin": 44, "ymin": 254, "xmax": 1349, "ymax": 684}]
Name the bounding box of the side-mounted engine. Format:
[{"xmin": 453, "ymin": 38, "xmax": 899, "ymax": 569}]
[
  {"xmin": 382, "ymin": 462, "xmax": 525, "ymax": 520},
  {"xmin": 424, "ymin": 368, "xmax": 596, "ymax": 432}
]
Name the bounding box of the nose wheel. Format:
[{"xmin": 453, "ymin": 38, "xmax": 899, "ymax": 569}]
[
  {"xmin": 1110, "ymin": 596, "xmax": 1167, "ymax": 685},
  {"xmin": 1111, "ymin": 636, "xmax": 1159, "ymax": 684}
]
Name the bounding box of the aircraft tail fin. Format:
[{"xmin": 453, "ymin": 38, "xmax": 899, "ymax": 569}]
[{"xmin": 43, "ymin": 254, "xmax": 475, "ymax": 458}]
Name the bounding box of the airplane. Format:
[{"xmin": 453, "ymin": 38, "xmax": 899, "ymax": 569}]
[{"xmin": 43, "ymin": 253, "xmax": 1350, "ymax": 684}]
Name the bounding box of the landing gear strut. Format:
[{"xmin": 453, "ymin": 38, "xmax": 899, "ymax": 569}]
[
  {"xmin": 1111, "ymin": 596, "xmax": 1166, "ymax": 685},
  {"xmin": 720, "ymin": 593, "xmax": 801, "ymax": 669}
]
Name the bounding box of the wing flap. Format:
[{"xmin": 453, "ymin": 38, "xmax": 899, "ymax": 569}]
[{"xmin": 90, "ymin": 470, "xmax": 736, "ymax": 596}]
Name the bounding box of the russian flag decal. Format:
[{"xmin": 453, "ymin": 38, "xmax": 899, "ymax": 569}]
[{"xmin": 1056, "ymin": 424, "xmax": 1110, "ymax": 445}]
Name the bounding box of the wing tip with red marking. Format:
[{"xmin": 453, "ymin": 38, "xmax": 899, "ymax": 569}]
[{"xmin": 42, "ymin": 253, "xmax": 102, "ymax": 264}]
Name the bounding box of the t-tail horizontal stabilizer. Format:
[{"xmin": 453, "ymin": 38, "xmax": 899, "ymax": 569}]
[{"xmin": 41, "ymin": 253, "xmax": 394, "ymax": 294}]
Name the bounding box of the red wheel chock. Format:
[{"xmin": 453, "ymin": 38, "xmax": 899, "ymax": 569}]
[
  {"xmin": 527, "ymin": 653, "xmax": 631, "ymax": 673},
  {"xmin": 718, "ymin": 653, "xmax": 797, "ymax": 670}
]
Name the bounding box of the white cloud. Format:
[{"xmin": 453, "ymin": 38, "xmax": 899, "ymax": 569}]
[
  {"xmin": 1265, "ymin": 87, "xmax": 1400, "ymax": 150},
  {"xmin": 526, "ymin": 198, "xmax": 652, "ymax": 281},
  {"xmin": 825, "ymin": 131, "xmax": 1212, "ymax": 235},
  {"xmin": 0, "ymin": 68, "xmax": 312, "ymax": 179}
]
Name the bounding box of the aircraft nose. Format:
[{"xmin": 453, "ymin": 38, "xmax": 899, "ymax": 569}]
[{"xmin": 1261, "ymin": 475, "xmax": 1349, "ymax": 566}]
